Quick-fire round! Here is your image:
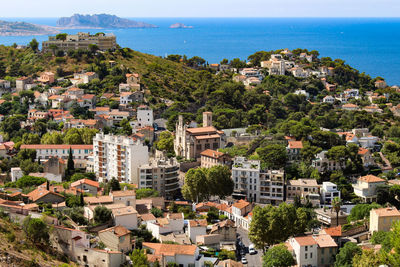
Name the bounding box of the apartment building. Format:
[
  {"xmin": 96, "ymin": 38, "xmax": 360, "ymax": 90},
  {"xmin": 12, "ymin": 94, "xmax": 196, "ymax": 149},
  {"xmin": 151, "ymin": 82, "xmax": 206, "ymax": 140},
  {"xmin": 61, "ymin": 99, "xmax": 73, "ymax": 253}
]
[
  {"xmin": 286, "ymin": 179, "xmax": 320, "ymax": 206},
  {"xmin": 311, "ymin": 151, "xmax": 346, "ymax": 173},
  {"xmin": 20, "ymin": 144, "xmax": 93, "ymax": 168},
  {"xmin": 138, "ymin": 158, "xmax": 180, "ymax": 199},
  {"xmin": 352, "ymin": 175, "xmax": 386, "ymax": 203},
  {"xmin": 42, "ymin": 32, "xmax": 117, "ymax": 53},
  {"xmin": 93, "ymin": 133, "xmax": 149, "ymax": 184},
  {"xmin": 370, "ymin": 207, "xmax": 400, "ymax": 233},
  {"xmin": 232, "ymin": 157, "xmax": 284, "ymax": 204},
  {"xmin": 320, "ymin": 182, "xmax": 341, "ymax": 204}
]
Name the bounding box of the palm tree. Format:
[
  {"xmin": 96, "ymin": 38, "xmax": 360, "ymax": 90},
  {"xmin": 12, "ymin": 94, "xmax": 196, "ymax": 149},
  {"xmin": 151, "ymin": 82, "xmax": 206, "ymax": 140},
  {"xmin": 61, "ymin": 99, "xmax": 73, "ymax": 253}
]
[{"xmin": 331, "ymin": 197, "xmax": 342, "ymax": 226}]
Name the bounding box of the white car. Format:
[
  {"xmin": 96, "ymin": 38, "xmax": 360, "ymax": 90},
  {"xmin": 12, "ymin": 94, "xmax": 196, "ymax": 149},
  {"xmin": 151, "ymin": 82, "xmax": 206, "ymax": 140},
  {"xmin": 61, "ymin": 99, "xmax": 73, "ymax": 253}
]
[
  {"xmin": 241, "ymin": 257, "xmax": 248, "ymax": 264},
  {"xmin": 249, "ymin": 244, "xmax": 256, "ymax": 255}
]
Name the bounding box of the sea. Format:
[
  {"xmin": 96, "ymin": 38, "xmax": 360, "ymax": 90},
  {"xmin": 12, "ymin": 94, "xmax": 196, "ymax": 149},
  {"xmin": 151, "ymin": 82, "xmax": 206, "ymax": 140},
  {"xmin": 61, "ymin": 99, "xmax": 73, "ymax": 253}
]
[{"xmin": 1, "ymin": 17, "xmax": 400, "ymax": 85}]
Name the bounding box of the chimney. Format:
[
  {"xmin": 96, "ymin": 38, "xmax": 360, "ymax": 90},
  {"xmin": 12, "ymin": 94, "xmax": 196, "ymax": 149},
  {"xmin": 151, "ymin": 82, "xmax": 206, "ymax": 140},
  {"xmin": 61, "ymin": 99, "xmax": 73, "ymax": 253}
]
[{"xmin": 203, "ymin": 112, "xmax": 212, "ymax": 127}]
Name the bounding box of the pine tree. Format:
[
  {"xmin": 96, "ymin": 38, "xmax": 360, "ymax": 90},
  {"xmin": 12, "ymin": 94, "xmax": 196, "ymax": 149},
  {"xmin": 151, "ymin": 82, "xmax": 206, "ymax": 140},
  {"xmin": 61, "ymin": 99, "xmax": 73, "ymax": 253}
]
[{"xmin": 66, "ymin": 148, "xmax": 75, "ymax": 178}]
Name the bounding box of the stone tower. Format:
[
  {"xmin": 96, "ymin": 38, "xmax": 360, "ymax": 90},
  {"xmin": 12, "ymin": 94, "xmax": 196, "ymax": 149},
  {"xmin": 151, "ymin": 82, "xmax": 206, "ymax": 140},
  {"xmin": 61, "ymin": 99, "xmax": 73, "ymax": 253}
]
[{"xmin": 203, "ymin": 112, "xmax": 213, "ymax": 127}]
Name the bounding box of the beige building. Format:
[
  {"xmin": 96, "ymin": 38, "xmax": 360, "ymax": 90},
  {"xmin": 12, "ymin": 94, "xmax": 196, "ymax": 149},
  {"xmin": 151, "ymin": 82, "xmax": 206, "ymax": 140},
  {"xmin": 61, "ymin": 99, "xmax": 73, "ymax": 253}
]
[
  {"xmin": 174, "ymin": 112, "xmax": 225, "ymax": 160},
  {"xmin": 42, "ymin": 32, "xmax": 117, "ymax": 53},
  {"xmin": 138, "ymin": 158, "xmax": 180, "ymax": 199},
  {"xmin": 98, "ymin": 225, "xmax": 131, "ymax": 253},
  {"xmin": 369, "ymin": 207, "xmax": 400, "ymax": 233},
  {"xmin": 353, "ymin": 175, "xmax": 386, "ymax": 203},
  {"xmin": 286, "ymin": 179, "xmax": 320, "ymax": 206},
  {"xmin": 200, "ymin": 149, "xmax": 231, "ymax": 168}
]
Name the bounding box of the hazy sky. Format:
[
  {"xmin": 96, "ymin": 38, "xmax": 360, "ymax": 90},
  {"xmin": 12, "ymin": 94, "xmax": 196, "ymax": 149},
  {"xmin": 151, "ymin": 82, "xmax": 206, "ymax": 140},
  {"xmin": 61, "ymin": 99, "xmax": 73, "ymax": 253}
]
[{"xmin": 2, "ymin": 0, "xmax": 400, "ymax": 18}]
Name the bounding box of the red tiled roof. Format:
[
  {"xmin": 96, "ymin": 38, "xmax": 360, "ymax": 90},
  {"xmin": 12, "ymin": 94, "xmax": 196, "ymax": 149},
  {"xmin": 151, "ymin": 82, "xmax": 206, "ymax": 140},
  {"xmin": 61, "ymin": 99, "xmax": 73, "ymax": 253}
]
[
  {"xmin": 288, "ymin": 140, "xmax": 303, "ymax": 149},
  {"xmin": 294, "ymin": 236, "xmax": 317, "ymax": 246},
  {"xmin": 232, "ymin": 200, "xmax": 250, "ymax": 210},
  {"xmin": 200, "ymin": 149, "xmax": 226, "ymax": 159},
  {"xmin": 142, "ymin": 242, "xmax": 197, "ymax": 256},
  {"xmin": 358, "ymin": 175, "xmax": 385, "ymax": 183},
  {"xmin": 20, "ymin": 144, "xmax": 93, "ymax": 150},
  {"xmin": 71, "ymin": 179, "xmax": 99, "ymax": 189}
]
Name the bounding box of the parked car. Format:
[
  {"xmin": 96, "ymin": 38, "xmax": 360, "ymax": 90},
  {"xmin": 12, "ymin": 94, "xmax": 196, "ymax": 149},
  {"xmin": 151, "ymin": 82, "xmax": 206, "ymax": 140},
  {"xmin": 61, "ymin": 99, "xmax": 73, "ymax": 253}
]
[
  {"xmin": 241, "ymin": 257, "xmax": 248, "ymax": 264},
  {"xmin": 249, "ymin": 244, "xmax": 256, "ymax": 255}
]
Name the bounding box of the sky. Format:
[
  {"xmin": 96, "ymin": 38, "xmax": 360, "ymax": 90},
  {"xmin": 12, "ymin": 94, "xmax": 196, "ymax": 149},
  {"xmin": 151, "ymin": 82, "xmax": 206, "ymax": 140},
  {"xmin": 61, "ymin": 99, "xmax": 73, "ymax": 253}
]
[{"xmin": 1, "ymin": 0, "xmax": 400, "ymax": 18}]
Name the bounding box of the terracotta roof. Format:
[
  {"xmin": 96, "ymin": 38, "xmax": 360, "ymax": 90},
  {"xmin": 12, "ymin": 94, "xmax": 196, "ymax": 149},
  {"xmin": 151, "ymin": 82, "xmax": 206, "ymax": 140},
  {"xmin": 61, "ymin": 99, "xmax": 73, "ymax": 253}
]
[
  {"xmin": 294, "ymin": 236, "xmax": 317, "ymax": 246},
  {"xmin": 195, "ymin": 202, "xmax": 219, "ymax": 209},
  {"xmin": 342, "ymin": 103, "xmax": 358, "ymax": 108},
  {"xmin": 112, "ymin": 206, "xmax": 138, "ymax": 216},
  {"xmin": 388, "ymin": 180, "xmax": 400, "ymax": 186},
  {"xmin": 27, "ymin": 188, "xmax": 65, "ymax": 202},
  {"xmin": 288, "ymin": 179, "xmax": 319, "ymax": 187},
  {"xmin": 84, "ymin": 196, "xmax": 113, "ymax": 205},
  {"xmin": 358, "ymin": 175, "xmax": 385, "ymax": 183},
  {"xmin": 20, "ymin": 144, "xmax": 93, "ymax": 150},
  {"xmin": 232, "ymin": 200, "xmax": 250, "ymax": 210},
  {"xmin": 142, "ymin": 242, "xmax": 197, "ymax": 256},
  {"xmin": 186, "ymin": 126, "xmax": 218, "ymax": 134},
  {"xmin": 71, "ymin": 179, "xmax": 99, "ymax": 189},
  {"xmin": 216, "ymin": 259, "xmax": 244, "ymax": 267},
  {"xmin": 358, "ymin": 147, "xmax": 369, "ymax": 155},
  {"xmin": 372, "ymin": 207, "xmax": 400, "ymax": 217},
  {"xmin": 200, "ymin": 149, "xmax": 226, "ymax": 159},
  {"xmin": 313, "ymin": 234, "xmax": 337, "ymax": 248},
  {"xmin": 189, "ymin": 219, "xmax": 208, "ymax": 227},
  {"xmin": 82, "ymin": 94, "xmax": 95, "ymax": 99},
  {"xmin": 99, "ymin": 225, "xmax": 131, "ymax": 236},
  {"xmin": 322, "ymin": 225, "xmax": 342, "ymax": 237},
  {"xmin": 111, "ymin": 190, "xmax": 136, "ymax": 197},
  {"xmin": 140, "ymin": 213, "xmax": 157, "ymax": 221},
  {"xmin": 194, "ymin": 134, "xmax": 221, "ymax": 140},
  {"xmin": 168, "ymin": 213, "xmax": 184, "ymax": 220},
  {"xmin": 288, "ymin": 140, "xmax": 303, "ymax": 149}
]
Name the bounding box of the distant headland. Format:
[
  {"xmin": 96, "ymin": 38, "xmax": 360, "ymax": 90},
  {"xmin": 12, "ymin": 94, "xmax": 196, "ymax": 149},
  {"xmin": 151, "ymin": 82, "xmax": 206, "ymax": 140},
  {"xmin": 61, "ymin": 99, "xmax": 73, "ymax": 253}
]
[
  {"xmin": 56, "ymin": 14, "xmax": 158, "ymax": 29},
  {"xmin": 0, "ymin": 20, "xmax": 59, "ymax": 36}
]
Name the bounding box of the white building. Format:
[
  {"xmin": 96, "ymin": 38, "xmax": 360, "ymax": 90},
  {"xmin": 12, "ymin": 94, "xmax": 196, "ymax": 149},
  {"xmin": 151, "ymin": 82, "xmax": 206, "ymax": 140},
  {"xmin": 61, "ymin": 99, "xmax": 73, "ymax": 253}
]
[
  {"xmin": 289, "ymin": 236, "xmax": 318, "ymax": 267},
  {"xmin": 323, "ymin": 95, "xmax": 335, "ymax": 104},
  {"xmin": 187, "ymin": 219, "xmax": 207, "ymax": 243},
  {"xmin": 11, "ymin": 167, "xmax": 23, "ymax": 182},
  {"xmin": 136, "ymin": 106, "xmax": 153, "ymax": 127},
  {"xmin": 20, "ymin": 144, "xmax": 93, "ymax": 169},
  {"xmin": 232, "ymin": 157, "xmax": 284, "ymax": 204},
  {"xmin": 320, "ymin": 182, "xmax": 341, "ymax": 204},
  {"xmin": 232, "ymin": 157, "xmax": 261, "ymax": 203},
  {"xmin": 353, "ymin": 175, "xmax": 386, "ymax": 203},
  {"xmin": 93, "ymin": 133, "xmax": 149, "ymax": 184}
]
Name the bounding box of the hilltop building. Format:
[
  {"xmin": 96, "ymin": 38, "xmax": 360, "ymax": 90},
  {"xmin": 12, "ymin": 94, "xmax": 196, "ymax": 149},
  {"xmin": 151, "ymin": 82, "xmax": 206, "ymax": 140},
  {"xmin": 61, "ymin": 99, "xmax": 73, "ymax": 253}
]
[{"xmin": 42, "ymin": 32, "xmax": 117, "ymax": 53}]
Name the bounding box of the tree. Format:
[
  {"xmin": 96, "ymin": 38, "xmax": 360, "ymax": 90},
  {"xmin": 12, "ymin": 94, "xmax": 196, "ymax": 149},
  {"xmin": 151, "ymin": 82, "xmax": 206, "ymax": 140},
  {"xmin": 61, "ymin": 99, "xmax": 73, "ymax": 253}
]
[
  {"xmin": 332, "ymin": 197, "xmax": 342, "ymax": 226},
  {"xmin": 388, "ymin": 220, "xmax": 400, "ymax": 265},
  {"xmin": 156, "ymin": 131, "xmax": 174, "ymax": 154},
  {"xmin": 256, "ymin": 144, "xmax": 288, "ymax": 169},
  {"xmin": 28, "ymin": 38, "xmax": 39, "ymax": 51},
  {"xmin": 22, "ymin": 216, "xmax": 49, "ymax": 246},
  {"xmin": 14, "ymin": 175, "xmax": 46, "ymax": 188},
  {"xmin": 347, "ymin": 203, "xmax": 381, "ymax": 222},
  {"xmin": 207, "ymin": 207, "xmax": 219, "ymax": 223},
  {"xmin": 334, "ymin": 242, "xmax": 362, "ymax": 267},
  {"xmin": 120, "ymin": 118, "xmax": 132, "ymax": 135},
  {"xmin": 150, "ymin": 207, "xmax": 163, "ymax": 218},
  {"xmin": 130, "ymin": 249, "xmax": 149, "ymax": 267},
  {"xmin": 249, "ymin": 203, "xmax": 308, "ymax": 249},
  {"xmin": 66, "ymin": 148, "xmax": 75, "ymax": 177},
  {"xmin": 56, "ymin": 33, "xmax": 67, "ymax": 41},
  {"xmin": 352, "ymin": 249, "xmax": 385, "ymax": 267},
  {"xmin": 136, "ymin": 188, "xmax": 159, "ymax": 199},
  {"xmin": 206, "ymin": 165, "xmax": 234, "ymax": 199},
  {"xmin": 263, "ymin": 244, "xmax": 295, "ymax": 267},
  {"xmin": 93, "ymin": 206, "xmax": 112, "ymax": 224},
  {"xmin": 88, "ymin": 44, "xmax": 99, "ymax": 53},
  {"xmin": 20, "ymin": 159, "xmax": 42, "ymax": 175},
  {"xmin": 182, "ymin": 168, "xmax": 209, "ymax": 202},
  {"xmin": 110, "ymin": 177, "xmax": 121, "ymax": 191}
]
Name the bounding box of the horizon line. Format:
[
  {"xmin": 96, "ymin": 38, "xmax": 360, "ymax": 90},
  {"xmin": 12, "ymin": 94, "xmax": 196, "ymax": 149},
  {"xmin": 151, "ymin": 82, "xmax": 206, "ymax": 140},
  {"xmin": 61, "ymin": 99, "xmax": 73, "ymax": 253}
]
[{"xmin": 2, "ymin": 16, "xmax": 400, "ymax": 19}]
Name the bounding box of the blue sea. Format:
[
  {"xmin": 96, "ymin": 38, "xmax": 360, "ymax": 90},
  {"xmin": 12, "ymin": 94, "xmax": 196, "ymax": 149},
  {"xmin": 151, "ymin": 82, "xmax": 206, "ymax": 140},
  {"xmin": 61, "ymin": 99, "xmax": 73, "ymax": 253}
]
[{"xmin": 1, "ymin": 18, "xmax": 400, "ymax": 85}]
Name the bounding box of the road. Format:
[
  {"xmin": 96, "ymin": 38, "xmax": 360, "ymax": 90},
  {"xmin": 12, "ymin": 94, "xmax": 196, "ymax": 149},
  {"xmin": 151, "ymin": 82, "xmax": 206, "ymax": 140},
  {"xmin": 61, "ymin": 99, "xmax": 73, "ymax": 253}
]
[{"xmin": 237, "ymin": 227, "xmax": 263, "ymax": 267}]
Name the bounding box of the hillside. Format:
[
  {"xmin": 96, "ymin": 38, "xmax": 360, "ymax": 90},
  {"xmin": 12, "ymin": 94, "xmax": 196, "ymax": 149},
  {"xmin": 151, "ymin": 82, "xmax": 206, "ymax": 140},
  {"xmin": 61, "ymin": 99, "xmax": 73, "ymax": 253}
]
[
  {"xmin": 57, "ymin": 14, "xmax": 158, "ymax": 28},
  {"xmin": 0, "ymin": 20, "xmax": 59, "ymax": 36},
  {"xmin": 0, "ymin": 216, "xmax": 71, "ymax": 266}
]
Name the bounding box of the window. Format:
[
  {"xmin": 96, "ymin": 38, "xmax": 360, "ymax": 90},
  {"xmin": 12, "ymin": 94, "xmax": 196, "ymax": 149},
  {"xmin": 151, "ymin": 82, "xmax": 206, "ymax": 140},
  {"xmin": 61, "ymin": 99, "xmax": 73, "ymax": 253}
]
[
  {"xmin": 305, "ymin": 246, "xmax": 308, "ymax": 251},
  {"xmin": 321, "ymin": 248, "xmax": 324, "ymax": 254},
  {"xmin": 305, "ymin": 253, "xmax": 307, "ymax": 259},
  {"xmin": 310, "ymin": 252, "xmax": 312, "ymax": 258}
]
